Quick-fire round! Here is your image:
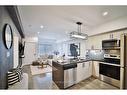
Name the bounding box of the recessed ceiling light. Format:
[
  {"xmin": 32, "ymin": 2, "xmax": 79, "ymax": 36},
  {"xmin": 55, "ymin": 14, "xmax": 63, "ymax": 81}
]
[
  {"xmin": 40, "ymin": 25, "xmax": 44, "ymax": 29},
  {"xmin": 102, "ymin": 11, "xmax": 108, "ymax": 16},
  {"xmin": 38, "ymin": 32, "xmax": 40, "ymax": 34}
]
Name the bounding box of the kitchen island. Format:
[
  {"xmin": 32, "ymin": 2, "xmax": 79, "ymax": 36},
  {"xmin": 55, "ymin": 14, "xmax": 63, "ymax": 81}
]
[
  {"xmin": 52, "ymin": 60, "xmax": 77, "ymax": 89},
  {"xmin": 52, "ymin": 59, "xmax": 93, "ymax": 89}
]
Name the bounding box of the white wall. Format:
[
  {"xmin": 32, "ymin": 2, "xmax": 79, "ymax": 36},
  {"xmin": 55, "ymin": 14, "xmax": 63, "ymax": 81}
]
[
  {"xmin": 24, "ymin": 42, "xmax": 37, "ymax": 65},
  {"xmin": 22, "ymin": 37, "xmax": 38, "ymax": 65},
  {"xmin": 13, "ymin": 36, "xmax": 19, "ymax": 68},
  {"xmin": 89, "ymin": 16, "xmax": 127, "ymax": 36}
]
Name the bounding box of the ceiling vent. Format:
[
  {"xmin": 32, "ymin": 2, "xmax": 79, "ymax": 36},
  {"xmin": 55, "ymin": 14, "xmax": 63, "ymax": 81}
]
[{"xmin": 70, "ymin": 22, "xmax": 88, "ymax": 40}]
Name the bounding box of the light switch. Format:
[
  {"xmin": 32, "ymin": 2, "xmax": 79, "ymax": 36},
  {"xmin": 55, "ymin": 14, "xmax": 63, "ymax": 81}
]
[{"xmin": 7, "ymin": 52, "xmax": 10, "ymax": 57}]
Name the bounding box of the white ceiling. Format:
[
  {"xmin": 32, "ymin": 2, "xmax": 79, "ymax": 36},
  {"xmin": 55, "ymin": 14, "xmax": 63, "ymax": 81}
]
[{"xmin": 18, "ymin": 6, "xmax": 127, "ymax": 41}]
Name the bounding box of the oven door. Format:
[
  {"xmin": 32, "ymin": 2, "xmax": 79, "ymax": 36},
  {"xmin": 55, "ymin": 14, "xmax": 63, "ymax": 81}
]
[
  {"xmin": 99, "ymin": 63, "xmax": 120, "ymax": 88},
  {"xmin": 99, "ymin": 63, "xmax": 120, "ymax": 80}
]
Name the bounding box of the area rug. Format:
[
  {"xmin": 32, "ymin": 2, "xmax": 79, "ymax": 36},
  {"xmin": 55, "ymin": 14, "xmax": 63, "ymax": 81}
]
[{"xmin": 30, "ymin": 65, "xmax": 52, "ymax": 75}]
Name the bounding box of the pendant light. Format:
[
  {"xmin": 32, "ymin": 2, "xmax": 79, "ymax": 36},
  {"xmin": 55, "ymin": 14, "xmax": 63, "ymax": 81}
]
[{"xmin": 70, "ymin": 22, "xmax": 88, "ymax": 40}]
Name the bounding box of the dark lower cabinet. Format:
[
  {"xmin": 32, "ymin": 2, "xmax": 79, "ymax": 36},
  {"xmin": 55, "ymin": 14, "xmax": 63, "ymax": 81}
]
[{"xmin": 52, "ymin": 61, "xmax": 64, "ymax": 89}]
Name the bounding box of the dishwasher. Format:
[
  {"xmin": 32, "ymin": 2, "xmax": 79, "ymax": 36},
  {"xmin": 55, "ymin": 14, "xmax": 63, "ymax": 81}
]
[{"xmin": 63, "ymin": 63, "xmax": 77, "ymax": 88}]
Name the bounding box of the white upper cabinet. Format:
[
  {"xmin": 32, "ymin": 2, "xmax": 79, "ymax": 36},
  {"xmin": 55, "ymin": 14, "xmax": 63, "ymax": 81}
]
[{"xmin": 109, "ymin": 32, "xmax": 121, "ymax": 39}]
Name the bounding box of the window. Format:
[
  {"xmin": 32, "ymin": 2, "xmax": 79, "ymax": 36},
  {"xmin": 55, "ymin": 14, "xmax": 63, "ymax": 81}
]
[
  {"xmin": 68, "ymin": 43, "xmax": 80, "ymax": 57},
  {"xmin": 38, "ymin": 44, "xmax": 54, "ymax": 55}
]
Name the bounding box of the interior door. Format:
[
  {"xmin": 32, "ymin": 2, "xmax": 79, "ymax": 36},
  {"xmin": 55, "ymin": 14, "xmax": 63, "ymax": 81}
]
[{"xmin": 24, "ymin": 42, "xmax": 37, "ymax": 65}]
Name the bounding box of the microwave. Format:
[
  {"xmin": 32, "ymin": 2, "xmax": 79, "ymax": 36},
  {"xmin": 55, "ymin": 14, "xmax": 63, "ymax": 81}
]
[{"xmin": 102, "ymin": 39, "xmax": 120, "ymax": 49}]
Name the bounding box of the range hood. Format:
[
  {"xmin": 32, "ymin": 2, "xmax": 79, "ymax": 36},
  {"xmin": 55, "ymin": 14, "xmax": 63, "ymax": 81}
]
[{"xmin": 70, "ymin": 22, "xmax": 88, "ymax": 40}]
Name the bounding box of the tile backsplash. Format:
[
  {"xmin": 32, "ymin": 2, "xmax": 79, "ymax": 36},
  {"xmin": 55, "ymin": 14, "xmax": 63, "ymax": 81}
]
[{"xmin": 86, "ymin": 49, "xmax": 104, "ymax": 60}]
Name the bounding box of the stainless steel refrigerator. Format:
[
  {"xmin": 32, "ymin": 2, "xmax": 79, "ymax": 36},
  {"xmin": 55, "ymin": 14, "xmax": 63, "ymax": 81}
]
[{"xmin": 120, "ymin": 33, "xmax": 127, "ymax": 89}]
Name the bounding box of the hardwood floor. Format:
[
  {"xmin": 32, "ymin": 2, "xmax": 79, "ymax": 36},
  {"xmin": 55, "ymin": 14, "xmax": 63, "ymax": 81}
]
[
  {"xmin": 69, "ymin": 78, "xmax": 118, "ymax": 89},
  {"xmin": 22, "ymin": 65, "xmax": 118, "ymax": 90}
]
